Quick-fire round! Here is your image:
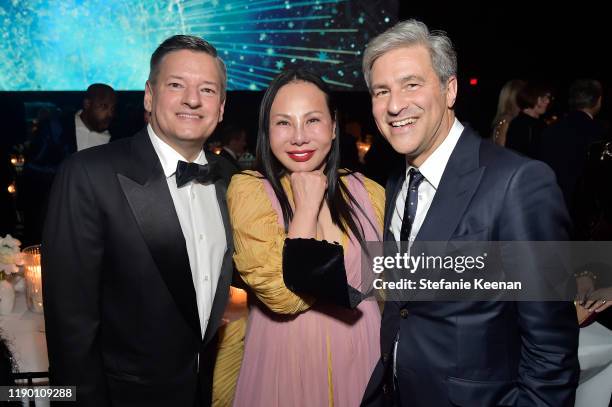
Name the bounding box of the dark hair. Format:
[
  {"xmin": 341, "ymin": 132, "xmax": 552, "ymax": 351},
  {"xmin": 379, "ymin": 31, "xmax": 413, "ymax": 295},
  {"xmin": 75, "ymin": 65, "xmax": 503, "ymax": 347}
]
[
  {"xmin": 84, "ymin": 83, "xmax": 115, "ymax": 101},
  {"xmin": 148, "ymin": 34, "xmax": 227, "ymax": 99},
  {"xmin": 568, "ymin": 79, "xmax": 602, "ymax": 110},
  {"xmin": 254, "ymin": 68, "xmax": 376, "ymax": 247},
  {"xmin": 516, "ymin": 82, "xmax": 552, "ymax": 110}
]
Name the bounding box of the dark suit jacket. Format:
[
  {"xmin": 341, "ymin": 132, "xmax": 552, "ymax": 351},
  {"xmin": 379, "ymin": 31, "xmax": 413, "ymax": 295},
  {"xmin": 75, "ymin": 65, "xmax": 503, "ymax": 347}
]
[
  {"xmin": 538, "ymin": 110, "xmax": 606, "ymax": 215},
  {"xmin": 505, "ymin": 111, "xmax": 547, "ymax": 159},
  {"xmin": 23, "ymin": 112, "xmax": 110, "ymax": 245},
  {"xmin": 218, "ymin": 147, "xmax": 241, "ymax": 173},
  {"xmin": 27, "ymin": 111, "xmax": 120, "ymax": 174},
  {"xmin": 42, "ymin": 129, "xmax": 235, "ymax": 406},
  {"xmin": 363, "ymin": 126, "xmax": 579, "ymax": 407},
  {"xmin": 27, "ymin": 113, "xmax": 77, "ymax": 174}
]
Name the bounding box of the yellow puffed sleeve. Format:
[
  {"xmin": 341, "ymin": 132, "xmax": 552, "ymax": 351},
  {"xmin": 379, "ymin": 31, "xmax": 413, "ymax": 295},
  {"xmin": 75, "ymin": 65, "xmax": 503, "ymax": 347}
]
[
  {"xmin": 227, "ymin": 171, "xmax": 315, "ymax": 314},
  {"xmin": 360, "ymin": 175, "xmax": 386, "ymax": 310},
  {"xmin": 361, "ymin": 176, "xmax": 385, "ymax": 234}
]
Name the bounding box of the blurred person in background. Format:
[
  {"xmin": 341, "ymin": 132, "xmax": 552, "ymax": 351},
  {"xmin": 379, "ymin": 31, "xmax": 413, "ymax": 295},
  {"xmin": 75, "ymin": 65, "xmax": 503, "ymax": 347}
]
[
  {"xmin": 539, "ymin": 79, "xmax": 605, "ymax": 218},
  {"xmin": 21, "ymin": 83, "xmax": 117, "ymax": 244},
  {"xmin": 491, "ymin": 79, "xmax": 526, "ymax": 146},
  {"xmin": 218, "ymin": 124, "xmax": 248, "ymax": 172},
  {"xmin": 505, "ymin": 81, "xmax": 553, "ymax": 158}
]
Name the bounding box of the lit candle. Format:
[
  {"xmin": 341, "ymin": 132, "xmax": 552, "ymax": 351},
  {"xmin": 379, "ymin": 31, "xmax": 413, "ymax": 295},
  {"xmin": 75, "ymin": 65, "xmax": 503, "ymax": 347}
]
[{"xmin": 23, "ymin": 246, "xmax": 43, "ymax": 313}]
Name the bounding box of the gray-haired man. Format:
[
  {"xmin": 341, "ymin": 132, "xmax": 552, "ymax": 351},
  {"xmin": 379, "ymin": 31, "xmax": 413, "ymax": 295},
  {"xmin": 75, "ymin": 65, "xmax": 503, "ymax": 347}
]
[{"xmin": 361, "ymin": 19, "xmax": 579, "ymax": 407}]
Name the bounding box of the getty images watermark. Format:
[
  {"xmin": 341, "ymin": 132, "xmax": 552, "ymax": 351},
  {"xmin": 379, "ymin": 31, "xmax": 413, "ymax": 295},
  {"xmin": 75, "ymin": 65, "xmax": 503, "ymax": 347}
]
[
  {"xmin": 359, "ymin": 241, "xmax": 612, "ymax": 302},
  {"xmin": 371, "ymin": 250, "xmax": 515, "ymax": 291}
]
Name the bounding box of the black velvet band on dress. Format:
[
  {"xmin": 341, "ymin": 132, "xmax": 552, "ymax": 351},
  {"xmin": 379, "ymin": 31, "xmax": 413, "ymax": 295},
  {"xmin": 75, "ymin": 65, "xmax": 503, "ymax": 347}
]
[{"xmin": 282, "ymin": 238, "xmax": 362, "ymax": 309}]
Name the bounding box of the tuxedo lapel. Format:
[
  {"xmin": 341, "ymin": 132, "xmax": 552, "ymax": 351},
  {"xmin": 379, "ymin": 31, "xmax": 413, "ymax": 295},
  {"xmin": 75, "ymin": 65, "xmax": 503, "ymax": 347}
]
[
  {"xmin": 416, "ymin": 128, "xmax": 484, "ymax": 243},
  {"xmin": 117, "ymin": 130, "xmax": 201, "ymax": 337}
]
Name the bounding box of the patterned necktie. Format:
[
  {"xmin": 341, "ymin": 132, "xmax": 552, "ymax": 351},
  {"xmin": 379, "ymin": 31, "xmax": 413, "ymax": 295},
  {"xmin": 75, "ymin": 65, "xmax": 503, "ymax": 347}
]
[
  {"xmin": 175, "ymin": 160, "xmax": 219, "ymax": 187},
  {"xmin": 400, "ymin": 168, "xmax": 425, "ymax": 243}
]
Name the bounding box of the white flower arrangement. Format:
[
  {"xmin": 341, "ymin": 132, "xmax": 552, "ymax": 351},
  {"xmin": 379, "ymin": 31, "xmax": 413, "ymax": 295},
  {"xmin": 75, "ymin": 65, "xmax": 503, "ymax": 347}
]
[{"xmin": 0, "ymin": 234, "xmax": 24, "ymax": 280}]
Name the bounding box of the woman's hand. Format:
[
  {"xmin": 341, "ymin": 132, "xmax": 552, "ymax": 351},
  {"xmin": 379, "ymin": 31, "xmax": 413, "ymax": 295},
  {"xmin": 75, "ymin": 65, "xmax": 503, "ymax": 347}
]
[
  {"xmin": 287, "ymin": 171, "xmax": 327, "ymax": 239},
  {"xmin": 582, "ymin": 286, "xmax": 612, "ymax": 314},
  {"xmin": 290, "ymin": 171, "xmax": 327, "ymax": 214}
]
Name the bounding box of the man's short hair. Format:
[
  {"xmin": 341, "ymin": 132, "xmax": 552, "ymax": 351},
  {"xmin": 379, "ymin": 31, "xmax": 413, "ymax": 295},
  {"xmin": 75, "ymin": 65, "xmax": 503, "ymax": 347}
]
[
  {"xmin": 85, "ymin": 83, "xmax": 115, "ymax": 101},
  {"xmin": 148, "ymin": 35, "xmax": 227, "ymax": 100},
  {"xmin": 568, "ymin": 79, "xmax": 602, "ymax": 110},
  {"xmin": 362, "ymin": 19, "xmax": 457, "ymax": 91}
]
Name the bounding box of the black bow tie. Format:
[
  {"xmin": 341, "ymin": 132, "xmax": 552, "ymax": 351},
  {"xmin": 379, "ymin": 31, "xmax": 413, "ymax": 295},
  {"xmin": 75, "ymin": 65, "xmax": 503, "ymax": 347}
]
[{"xmin": 175, "ymin": 160, "xmax": 219, "ymax": 187}]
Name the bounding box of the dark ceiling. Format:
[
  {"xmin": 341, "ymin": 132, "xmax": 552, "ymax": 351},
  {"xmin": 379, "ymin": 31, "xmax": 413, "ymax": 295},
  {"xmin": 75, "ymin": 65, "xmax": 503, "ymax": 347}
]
[
  {"xmin": 396, "ymin": 2, "xmax": 610, "ymax": 134},
  {"xmin": 398, "ymin": 2, "xmax": 609, "ymax": 81}
]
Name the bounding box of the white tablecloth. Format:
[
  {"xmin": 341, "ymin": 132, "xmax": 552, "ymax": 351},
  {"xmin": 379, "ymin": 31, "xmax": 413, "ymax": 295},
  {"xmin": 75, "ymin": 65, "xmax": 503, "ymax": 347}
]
[
  {"xmin": 0, "ymin": 291, "xmax": 48, "ymax": 374},
  {"xmin": 0, "ymin": 291, "xmax": 48, "ymax": 406},
  {"xmin": 576, "ymin": 322, "xmax": 612, "ymax": 407},
  {"xmin": 2, "ymin": 292, "xmax": 612, "ymax": 406}
]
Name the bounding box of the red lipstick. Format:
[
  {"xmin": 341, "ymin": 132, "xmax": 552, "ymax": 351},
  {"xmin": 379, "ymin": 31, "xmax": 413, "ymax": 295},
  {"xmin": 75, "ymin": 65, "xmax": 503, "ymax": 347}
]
[{"xmin": 287, "ymin": 150, "xmax": 315, "ymax": 162}]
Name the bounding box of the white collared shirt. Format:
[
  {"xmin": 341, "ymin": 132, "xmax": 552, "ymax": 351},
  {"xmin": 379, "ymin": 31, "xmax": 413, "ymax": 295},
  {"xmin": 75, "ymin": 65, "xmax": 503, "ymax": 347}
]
[
  {"xmin": 74, "ymin": 110, "xmax": 111, "ymax": 151},
  {"xmin": 147, "ymin": 125, "xmax": 227, "ymax": 337},
  {"xmin": 391, "ymin": 118, "xmax": 464, "ymax": 242},
  {"xmin": 392, "ymin": 118, "xmax": 464, "ymax": 378}
]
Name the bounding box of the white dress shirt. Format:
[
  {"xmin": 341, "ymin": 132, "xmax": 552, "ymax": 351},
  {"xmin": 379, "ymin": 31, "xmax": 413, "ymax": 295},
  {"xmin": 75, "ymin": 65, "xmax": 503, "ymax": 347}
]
[
  {"xmin": 148, "ymin": 125, "xmax": 227, "ymax": 337},
  {"xmin": 390, "ymin": 118, "xmax": 464, "ymax": 242},
  {"xmin": 74, "ymin": 110, "xmax": 111, "ymax": 151},
  {"xmin": 391, "ymin": 118, "xmax": 464, "ymax": 377}
]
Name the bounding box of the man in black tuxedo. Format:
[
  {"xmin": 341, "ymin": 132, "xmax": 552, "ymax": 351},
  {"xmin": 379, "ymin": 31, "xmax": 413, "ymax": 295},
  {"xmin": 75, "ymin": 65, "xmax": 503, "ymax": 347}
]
[
  {"xmin": 42, "ymin": 35, "xmax": 235, "ymax": 406},
  {"xmin": 361, "ymin": 20, "xmax": 579, "ymax": 406}
]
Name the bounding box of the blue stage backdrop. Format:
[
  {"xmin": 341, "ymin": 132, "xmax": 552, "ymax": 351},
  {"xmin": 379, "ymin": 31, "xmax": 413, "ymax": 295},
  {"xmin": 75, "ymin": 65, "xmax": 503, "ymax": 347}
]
[{"xmin": 0, "ymin": 0, "xmax": 398, "ymax": 91}]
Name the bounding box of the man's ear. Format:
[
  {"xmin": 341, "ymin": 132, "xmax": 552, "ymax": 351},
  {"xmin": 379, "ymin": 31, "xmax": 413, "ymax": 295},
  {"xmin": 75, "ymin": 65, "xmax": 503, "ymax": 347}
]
[
  {"xmin": 218, "ymin": 98, "xmax": 225, "ymax": 123},
  {"xmin": 83, "ymin": 98, "xmax": 91, "ymax": 111},
  {"xmin": 446, "ymin": 76, "xmax": 458, "ymax": 109},
  {"xmin": 144, "ymin": 81, "xmax": 153, "ymax": 113}
]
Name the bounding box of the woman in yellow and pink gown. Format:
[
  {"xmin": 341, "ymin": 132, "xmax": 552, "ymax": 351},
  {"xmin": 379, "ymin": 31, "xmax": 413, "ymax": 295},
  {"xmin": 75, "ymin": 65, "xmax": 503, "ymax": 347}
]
[{"xmin": 227, "ymin": 69, "xmax": 384, "ymax": 407}]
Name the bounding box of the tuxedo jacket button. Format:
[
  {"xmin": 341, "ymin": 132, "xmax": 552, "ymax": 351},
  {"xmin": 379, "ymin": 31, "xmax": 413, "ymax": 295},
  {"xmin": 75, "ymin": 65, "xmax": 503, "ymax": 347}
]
[
  {"xmin": 382, "ymin": 352, "xmax": 389, "ymax": 363},
  {"xmin": 400, "ymin": 309, "xmax": 409, "ymax": 318}
]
